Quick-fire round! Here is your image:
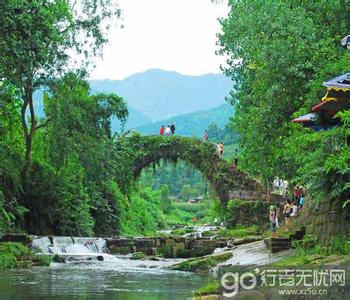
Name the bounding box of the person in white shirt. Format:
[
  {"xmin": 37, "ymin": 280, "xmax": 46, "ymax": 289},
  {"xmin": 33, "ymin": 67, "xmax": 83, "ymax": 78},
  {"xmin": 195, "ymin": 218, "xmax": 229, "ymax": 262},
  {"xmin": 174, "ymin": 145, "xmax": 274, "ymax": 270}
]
[
  {"xmin": 165, "ymin": 125, "xmax": 171, "ymax": 136},
  {"xmin": 290, "ymin": 202, "xmax": 299, "ymax": 217},
  {"xmin": 273, "ymin": 177, "xmax": 279, "ymax": 193}
]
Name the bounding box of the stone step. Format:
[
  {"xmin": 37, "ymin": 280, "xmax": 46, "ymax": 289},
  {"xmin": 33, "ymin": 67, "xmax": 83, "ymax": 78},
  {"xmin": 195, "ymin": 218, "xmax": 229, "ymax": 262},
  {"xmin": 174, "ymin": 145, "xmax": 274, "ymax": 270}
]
[{"xmin": 264, "ymin": 238, "xmax": 292, "ymax": 253}]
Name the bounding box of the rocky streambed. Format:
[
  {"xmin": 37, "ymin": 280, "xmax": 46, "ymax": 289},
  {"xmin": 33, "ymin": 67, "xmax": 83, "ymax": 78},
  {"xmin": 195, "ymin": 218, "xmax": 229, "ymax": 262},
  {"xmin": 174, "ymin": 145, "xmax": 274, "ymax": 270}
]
[{"xmin": 0, "ymin": 230, "xmax": 294, "ymax": 299}]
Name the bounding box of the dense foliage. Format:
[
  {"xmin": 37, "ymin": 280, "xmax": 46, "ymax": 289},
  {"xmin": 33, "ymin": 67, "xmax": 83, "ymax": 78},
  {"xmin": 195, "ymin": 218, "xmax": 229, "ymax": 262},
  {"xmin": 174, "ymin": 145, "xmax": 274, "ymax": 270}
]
[
  {"xmin": 140, "ymin": 162, "xmax": 208, "ymax": 199},
  {"xmin": 219, "ymin": 0, "xmax": 350, "ymax": 203},
  {"xmin": 0, "ymin": 0, "xmax": 121, "ymax": 179},
  {"xmin": 113, "ymin": 134, "xmax": 258, "ymax": 201},
  {"xmin": 0, "ymin": 242, "xmax": 51, "ymax": 269}
]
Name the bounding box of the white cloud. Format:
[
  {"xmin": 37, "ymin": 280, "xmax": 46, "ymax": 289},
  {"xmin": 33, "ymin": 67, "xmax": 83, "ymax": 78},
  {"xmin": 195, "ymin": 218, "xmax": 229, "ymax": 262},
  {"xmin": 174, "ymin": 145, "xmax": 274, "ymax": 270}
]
[{"xmin": 89, "ymin": 0, "xmax": 229, "ymax": 80}]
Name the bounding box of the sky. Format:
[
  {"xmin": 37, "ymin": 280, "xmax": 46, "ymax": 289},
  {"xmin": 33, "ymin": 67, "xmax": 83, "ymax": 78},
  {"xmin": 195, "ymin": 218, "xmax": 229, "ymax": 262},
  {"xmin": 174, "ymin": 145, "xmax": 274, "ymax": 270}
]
[{"xmin": 89, "ymin": 0, "xmax": 229, "ymax": 80}]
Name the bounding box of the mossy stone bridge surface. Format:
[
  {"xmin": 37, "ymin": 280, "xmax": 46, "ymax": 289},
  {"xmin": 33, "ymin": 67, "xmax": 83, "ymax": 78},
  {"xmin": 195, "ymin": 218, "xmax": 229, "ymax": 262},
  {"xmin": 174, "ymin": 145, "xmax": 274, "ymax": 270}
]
[{"xmin": 115, "ymin": 134, "xmax": 261, "ymax": 201}]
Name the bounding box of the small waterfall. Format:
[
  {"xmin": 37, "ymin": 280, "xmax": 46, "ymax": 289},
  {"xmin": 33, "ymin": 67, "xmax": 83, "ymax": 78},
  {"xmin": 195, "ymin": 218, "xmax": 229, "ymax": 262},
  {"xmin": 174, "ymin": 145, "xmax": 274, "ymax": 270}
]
[
  {"xmin": 32, "ymin": 236, "xmax": 106, "ymax": 255},
  {"xmin": 32, "ymin": 236, "xmax": 52, "ymax": 253}
]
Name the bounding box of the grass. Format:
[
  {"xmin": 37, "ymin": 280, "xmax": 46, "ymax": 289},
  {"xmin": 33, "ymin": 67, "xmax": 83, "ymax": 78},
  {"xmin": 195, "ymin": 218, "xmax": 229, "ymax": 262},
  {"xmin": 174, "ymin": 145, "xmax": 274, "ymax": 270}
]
[
  {"xmin": 170, "ymin": 227, "xmax": 195, "ymax": 236},
  {"xmin": 165, "ymin": 199, "xmax": 216, "ymax": 226},
  {"xmin": 130, "ymin": 252, "xmax": 146, "ymax": 260},
  {"xmin": 0, "ymin": 242, "xmax": 51, "ymax": 269},
  {"xmin": 273, "ymin": 235, "xmax": 350, "ymax": 267},
  {"xmin": 218, "ymin": 225, "xmax": 260, "ymax": 238},
  {"xmin": 170, "ymin": 252, "xmax": 233, "ymax": 272},
  {"xmin": 194, "ymin": 280, "xmax": 220, "ymax": 296}
]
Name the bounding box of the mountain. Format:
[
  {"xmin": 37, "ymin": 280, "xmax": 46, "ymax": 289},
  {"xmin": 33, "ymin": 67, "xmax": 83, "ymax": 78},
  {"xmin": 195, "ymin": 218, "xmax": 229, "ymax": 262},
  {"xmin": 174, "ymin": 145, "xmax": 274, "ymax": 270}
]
[
  {"xmin": 135, "ymin": 103, "xmax": 234, "ymax": 137},
  {"xmin": 89, "ymin": 69, "xmax": 233, "ymax": 122},
  {"xmin": 111, "ymin": 106, "xmax": 151, "ymax": 131}
]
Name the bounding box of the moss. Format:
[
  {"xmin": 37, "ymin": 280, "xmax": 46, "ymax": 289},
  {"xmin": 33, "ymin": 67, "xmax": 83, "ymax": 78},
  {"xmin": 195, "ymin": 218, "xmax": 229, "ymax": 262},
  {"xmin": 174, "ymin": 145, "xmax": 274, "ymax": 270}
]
[
  {"xmin": 202, "ymin": 230, "xmax": 217, "ymax": 237},
  {"xmin": 273, "ymin": 235, "xmax": 350, "ymax": 267},
  {"xmin": 157, "ymin": 245, "xmax": 174, "ymax": 258},
  {"xmin": 170, "ymin": 252, "xmax": 233, "ymax": 272},
  {"xmin": 273, "ymin": 254, "xmax": 324, "ymax": 267},
  {"xmin": 218, "ymin": 225, "xmax": 260, "ymax": 238},
  {"xmin": 31, "ymin": 254, "xmax": 52, "ymax": 266},
  {"xmin": 194, "ymin": 280, "xmax": 220, "ymax": 296},
  {"xmin": 116, "ymin": 134, "xmax": 260, "ymax": 202},
  {"xmin": 0, "ymin": 242, "xmax": 51, "ymax": 269},
  {"xmin": 176, "ymin": 249, "xmax": 191, "ymax": 258},
  {"xmin": 147, "ymin": 255, "xmax": 162, "ymax": 261},
  {"xmin": 339, "ymin": 255, "xmax": 350, "ymax": 265},
  {"xmin": 53, "ymin": 254, "xmax": 66, "ymax": 263},
  {"xmin": 130, "ymin": 252, "xmax": 146, "ymax": 260}
]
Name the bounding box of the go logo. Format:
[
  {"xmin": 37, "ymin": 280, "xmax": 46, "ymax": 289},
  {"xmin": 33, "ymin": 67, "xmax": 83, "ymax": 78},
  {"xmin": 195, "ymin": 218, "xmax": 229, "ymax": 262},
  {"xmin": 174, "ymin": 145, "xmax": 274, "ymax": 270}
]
[{"xmin": 221, "ymin": 268, "xmax": 259, "ymax": 298}]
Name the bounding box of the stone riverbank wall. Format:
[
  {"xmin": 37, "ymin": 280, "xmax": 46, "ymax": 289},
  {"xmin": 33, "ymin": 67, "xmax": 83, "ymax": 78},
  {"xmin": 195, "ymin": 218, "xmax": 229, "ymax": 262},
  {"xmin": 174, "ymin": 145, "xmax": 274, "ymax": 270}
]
[
  {"xmin": 304, "ymin": 197, "xmax": 350, "ymax": 245},
  {"xmin": 106, "ymin": 237, "xmax": 228, "ymax": 258}
]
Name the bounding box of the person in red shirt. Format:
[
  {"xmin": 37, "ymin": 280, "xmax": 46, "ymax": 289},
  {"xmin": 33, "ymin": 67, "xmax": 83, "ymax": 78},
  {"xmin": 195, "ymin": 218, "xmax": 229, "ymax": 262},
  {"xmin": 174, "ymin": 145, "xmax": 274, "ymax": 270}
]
[
  {"xmin": 294, "ymin": 186, "xmax": 301, "ymax": 202},
  {"xmin": 159, "ymin": 125, "xmax": 165, "ymax": 135}
]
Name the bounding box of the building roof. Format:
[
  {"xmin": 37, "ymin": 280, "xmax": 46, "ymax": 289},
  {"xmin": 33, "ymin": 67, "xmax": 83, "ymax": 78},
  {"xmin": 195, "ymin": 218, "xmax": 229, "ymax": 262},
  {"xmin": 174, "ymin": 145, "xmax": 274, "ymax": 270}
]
[
  {"xmin": 323, "ymin": 73, "xmax": 350, "ymax": 91},
  {"xmin": 292, "ymin": 113, "xmax": 317, "ymax": 123}
]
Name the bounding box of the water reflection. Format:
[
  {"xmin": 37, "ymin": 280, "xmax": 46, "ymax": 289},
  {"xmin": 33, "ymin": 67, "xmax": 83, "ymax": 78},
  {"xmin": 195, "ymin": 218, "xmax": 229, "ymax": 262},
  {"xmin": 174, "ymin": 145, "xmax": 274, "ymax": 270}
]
[{"xmin": 0, "ymin": 263, "xmax": 208, "ymax": 299}]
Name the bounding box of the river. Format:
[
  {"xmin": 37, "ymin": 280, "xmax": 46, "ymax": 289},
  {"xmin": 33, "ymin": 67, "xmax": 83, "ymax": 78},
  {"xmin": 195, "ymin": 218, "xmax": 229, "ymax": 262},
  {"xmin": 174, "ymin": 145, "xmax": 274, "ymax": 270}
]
[
  {"xmin": 0, "ymin": 233, "xmax": 294, "ymax": 299},
  {"xmin": 0, "ymin": 236, "xmax": 209, "ymax": 299},
  {"xmin": 0, "ymin": 263, "xmax": 208, "ymax": 299}
]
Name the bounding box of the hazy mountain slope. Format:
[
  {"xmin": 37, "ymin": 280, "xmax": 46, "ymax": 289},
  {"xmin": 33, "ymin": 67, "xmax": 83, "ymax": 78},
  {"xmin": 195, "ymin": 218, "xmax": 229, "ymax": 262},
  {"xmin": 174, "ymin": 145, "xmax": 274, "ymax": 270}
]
[
  {"xmin": 135, "ymin": 104, "xmax": 233, "ymax": 137},
  {"xmin": 111, "ymin": 106, "xmax": 151, "ymax": 132},
  {"xmin": 90, "ymin": 69, "xmax": 233, "ymax": 121}
]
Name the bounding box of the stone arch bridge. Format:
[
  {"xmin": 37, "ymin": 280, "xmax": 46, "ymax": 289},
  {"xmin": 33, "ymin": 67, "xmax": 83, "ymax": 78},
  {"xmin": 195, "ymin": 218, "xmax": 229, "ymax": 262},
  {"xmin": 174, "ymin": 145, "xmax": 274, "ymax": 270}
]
[{"xmin": 115, "ymin": 134, "xmax": 262, "ymax": 202}]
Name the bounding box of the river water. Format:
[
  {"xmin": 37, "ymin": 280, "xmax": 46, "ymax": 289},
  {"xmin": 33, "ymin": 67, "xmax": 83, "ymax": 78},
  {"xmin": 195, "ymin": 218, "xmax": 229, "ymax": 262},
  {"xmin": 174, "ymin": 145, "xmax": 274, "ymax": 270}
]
[
  {"xmin": 0, "ymin": 263, "xmax": 208, "ymax": 299},
  {"xmin": 0, "ymin": 236, "xmax": 209, "ymax": 299},
  {"xmin": 0, "ymin": 235, "xmax": 293, "ymax": 299}
]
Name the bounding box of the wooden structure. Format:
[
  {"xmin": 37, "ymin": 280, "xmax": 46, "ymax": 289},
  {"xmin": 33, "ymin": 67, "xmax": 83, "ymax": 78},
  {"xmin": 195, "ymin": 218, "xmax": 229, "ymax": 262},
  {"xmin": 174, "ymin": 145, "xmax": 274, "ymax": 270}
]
[{"xmin": 293, "ymin": 73, "xmax": 350, "ymax": 130}]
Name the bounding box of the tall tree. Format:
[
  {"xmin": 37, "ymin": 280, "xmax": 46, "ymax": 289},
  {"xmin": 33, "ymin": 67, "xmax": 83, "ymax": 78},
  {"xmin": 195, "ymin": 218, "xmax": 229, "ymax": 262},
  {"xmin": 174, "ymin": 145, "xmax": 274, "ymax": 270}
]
[
  {"xmin": 218, "ymin": 0, "xmax": 350, "ymax": 184},
  {"xmin": 0, "ymin": 0, "xmax": 121, "ymax": 179}
]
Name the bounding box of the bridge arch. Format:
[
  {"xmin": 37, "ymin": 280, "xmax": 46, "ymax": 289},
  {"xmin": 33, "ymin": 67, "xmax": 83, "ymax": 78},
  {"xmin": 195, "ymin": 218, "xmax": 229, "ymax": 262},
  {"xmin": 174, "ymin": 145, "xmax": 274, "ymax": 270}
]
[{"xmin": 115, "ymin": 134, "xmax": 261, "ymax": 201}]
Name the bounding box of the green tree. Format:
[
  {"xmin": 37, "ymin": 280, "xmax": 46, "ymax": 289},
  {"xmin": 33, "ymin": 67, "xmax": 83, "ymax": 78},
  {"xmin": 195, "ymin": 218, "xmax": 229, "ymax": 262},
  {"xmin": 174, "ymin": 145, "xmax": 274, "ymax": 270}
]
[
  {"xmin": 179, "ymin": 184, "xmax": 198, "ymax": 200},
  {"xmin": 57, "ymin": 155, "xmax": 95, "ymax": 236},
  {"xmin": 0, "ymin": 0, "xmax": 121, "ymax": 179},
  {"xmin": 0, "ymin": 81, "xmax": 27, "ymax": 233},
  {"xmin": 28, "ymin": 72, "xmax": 128, "ymax": 235},
  {"xmin": 219, "ymin": 0, "xmax": 350, "ymax": 185}
]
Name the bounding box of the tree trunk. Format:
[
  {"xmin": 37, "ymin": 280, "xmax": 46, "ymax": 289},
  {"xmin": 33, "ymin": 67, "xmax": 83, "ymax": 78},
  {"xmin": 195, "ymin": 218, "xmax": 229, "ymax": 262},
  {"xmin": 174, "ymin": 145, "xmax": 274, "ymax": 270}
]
[{"xmin": 20, "ymin": 81, "xmax": 36, "ymax": 181}]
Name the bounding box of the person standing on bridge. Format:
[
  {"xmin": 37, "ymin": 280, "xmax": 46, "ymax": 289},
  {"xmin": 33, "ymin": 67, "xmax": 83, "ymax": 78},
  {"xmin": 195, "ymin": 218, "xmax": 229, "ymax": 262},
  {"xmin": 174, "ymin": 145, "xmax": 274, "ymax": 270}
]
[
  {"xmin": 170, "ymin": 123, "xmax": 176, "ymax": 135},
  {"xmin": 165, "ymin": 125, "xmax": 171, "ymax": 136},
  {"xmin": 159, "ymin": 125, "xmax": 165, "ymax": 135}
]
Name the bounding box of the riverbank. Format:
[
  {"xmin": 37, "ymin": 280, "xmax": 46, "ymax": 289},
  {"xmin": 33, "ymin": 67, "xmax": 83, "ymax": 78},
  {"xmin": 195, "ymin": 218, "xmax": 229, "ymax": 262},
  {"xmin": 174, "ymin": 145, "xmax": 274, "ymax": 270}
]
[
  {"xmin": 194, "ymin": 234, "xmax": 350, "ymax": 299},
  {"xmin": 0, "ymin": 242, "xmax": 51, "ymax": 269}
]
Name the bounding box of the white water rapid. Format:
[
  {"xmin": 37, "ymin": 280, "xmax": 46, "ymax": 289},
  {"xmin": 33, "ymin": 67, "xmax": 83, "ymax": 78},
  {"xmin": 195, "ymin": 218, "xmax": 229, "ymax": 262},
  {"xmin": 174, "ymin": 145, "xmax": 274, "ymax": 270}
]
[{"xmin": 32, "ymin": 236, "xmax": 106, "ymax": 255}]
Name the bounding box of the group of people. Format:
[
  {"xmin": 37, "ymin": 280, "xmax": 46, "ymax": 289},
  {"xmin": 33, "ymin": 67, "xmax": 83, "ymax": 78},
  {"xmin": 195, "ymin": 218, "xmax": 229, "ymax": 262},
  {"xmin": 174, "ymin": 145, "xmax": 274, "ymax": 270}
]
[
  {"xmin": 293, "ymin": 186, "xmax": 306, "ymax": 209},
  {"xmin": 159, "ymin": 123, "xmax": 176, "ymax": 136},
  {"xmin": 158, "ymin": 128, "xmax": 238, "ymax": 165},
  {"xmin": 273, "ymin": 177, "xmax": 288, "ymax": 196},
  {"xmin": 269, "ymin": 185, "xmax": 307, "ymax": 236}
]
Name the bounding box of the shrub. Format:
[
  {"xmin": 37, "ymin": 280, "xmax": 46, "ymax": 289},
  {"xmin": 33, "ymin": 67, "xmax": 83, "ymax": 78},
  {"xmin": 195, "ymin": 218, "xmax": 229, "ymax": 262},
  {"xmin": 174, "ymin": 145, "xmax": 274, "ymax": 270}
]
[
  {"xmin": 218, "ymin": 225, "xmax": 260, "ymax": 238},
  {"xmin": 0, "ymin": 242, "xmax": 51, "ymax": 269},
  {"xmin": 194, "ymin": 281, "xmax": 220, "ymax": 296}
]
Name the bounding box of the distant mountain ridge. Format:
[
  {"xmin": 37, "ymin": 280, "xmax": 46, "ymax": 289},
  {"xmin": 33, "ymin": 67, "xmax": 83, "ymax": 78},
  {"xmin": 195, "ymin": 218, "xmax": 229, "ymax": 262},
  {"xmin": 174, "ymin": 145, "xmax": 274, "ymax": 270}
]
[
  {"xmin": 33, "ymin": 69, "xmax": 233, "ymax": 131},
  {"xmin": 90, "ymin": 69, "xmax": 233, "ymax": 126},
  {"xmin": 135, "ymin": 103, "xmax": 234, "ymax": 138}
]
